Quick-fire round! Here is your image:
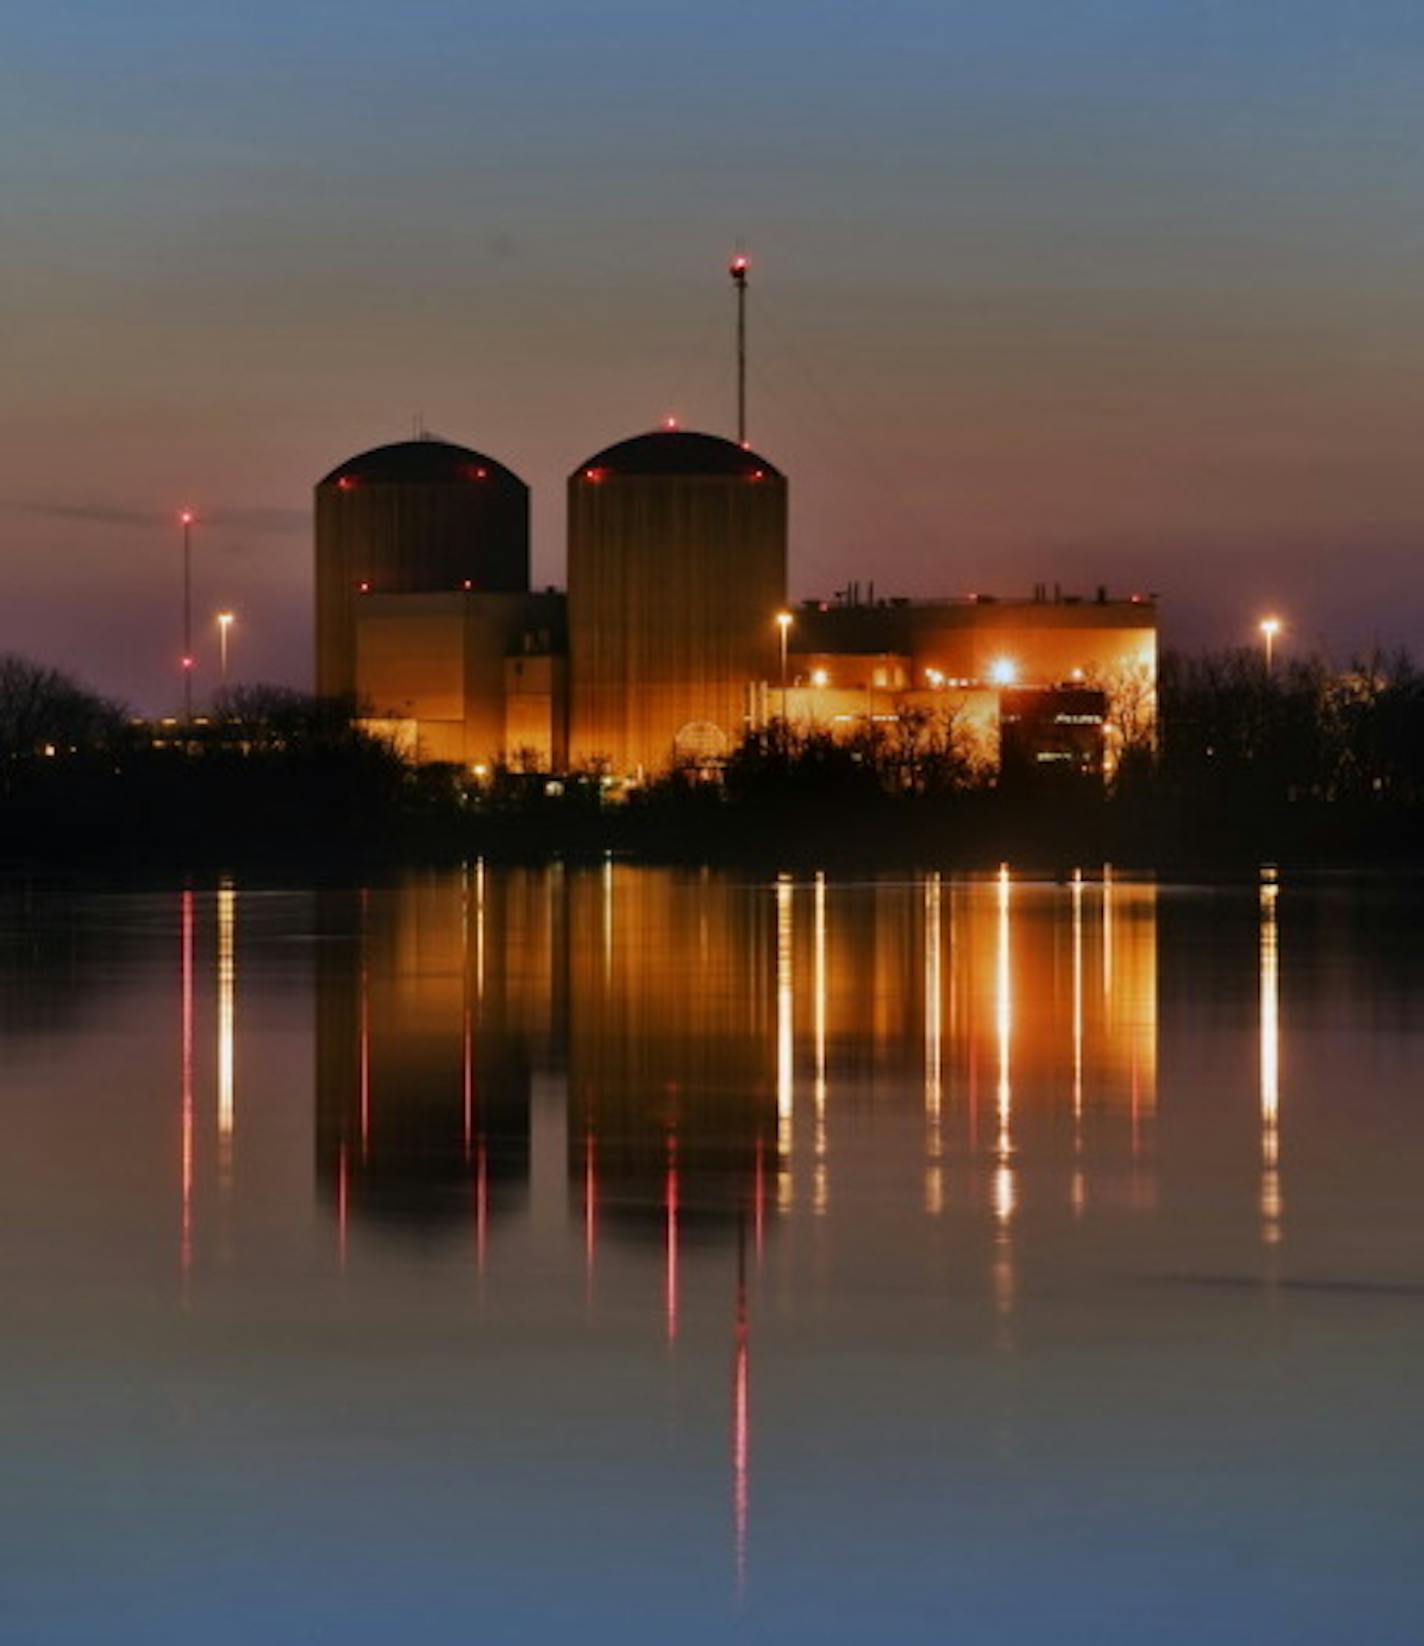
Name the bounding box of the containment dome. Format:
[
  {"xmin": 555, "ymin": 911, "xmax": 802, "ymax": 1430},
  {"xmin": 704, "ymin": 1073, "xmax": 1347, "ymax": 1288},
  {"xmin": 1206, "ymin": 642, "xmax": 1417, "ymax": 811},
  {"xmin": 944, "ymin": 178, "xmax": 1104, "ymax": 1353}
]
[
  {"xmin": 318, "ymin": 439, "xmax": 525, "ymax": 490},
  {"xmin": 578, "ymin": 430, "xmax": 783, "ymax": 480},
  {"xmin": 566, "ymin": 428, "xmax": 788, "ymax": 776},
  {"xmin": 314, "ymin": 437, "xmax": 529, "ymax": 699}
]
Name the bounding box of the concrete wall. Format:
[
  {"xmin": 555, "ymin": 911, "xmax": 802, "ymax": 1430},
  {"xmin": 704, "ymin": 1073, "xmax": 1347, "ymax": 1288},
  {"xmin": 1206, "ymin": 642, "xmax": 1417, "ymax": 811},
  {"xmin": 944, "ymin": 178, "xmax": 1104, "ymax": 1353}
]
[
  {"xmin": 314, "ymin": 473, "xmax": 528, "ymax": 698},
  {"xmin": 567, "ymin": 472, "xmax": 787, "ymax": 775},
  {"xmin": 355, "ymin": 590, "xmax": 566, "ymax": 769}
]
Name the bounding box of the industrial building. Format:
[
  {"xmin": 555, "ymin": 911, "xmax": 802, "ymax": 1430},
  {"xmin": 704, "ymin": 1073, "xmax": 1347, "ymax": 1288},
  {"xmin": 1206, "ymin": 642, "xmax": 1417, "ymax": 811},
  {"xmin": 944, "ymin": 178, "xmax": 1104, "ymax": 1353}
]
[
  {"xmin": 316, "ymin": 438, "xmax": 563, "ymax": 766},
  {"xmin": 316, "ymin": 429, "xmax": 1157, "ymax": 780},
  {"xmin": 567, "ymin": 431, "xmax": 787, "ymax": 774}
]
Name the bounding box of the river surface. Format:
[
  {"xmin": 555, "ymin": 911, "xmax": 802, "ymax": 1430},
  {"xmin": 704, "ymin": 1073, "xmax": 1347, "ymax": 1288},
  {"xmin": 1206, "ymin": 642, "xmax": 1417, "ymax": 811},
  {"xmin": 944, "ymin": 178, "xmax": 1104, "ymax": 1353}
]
[{"xmin": 0, "ymin": 867, "xmax": 1421, "ymax": 1643}]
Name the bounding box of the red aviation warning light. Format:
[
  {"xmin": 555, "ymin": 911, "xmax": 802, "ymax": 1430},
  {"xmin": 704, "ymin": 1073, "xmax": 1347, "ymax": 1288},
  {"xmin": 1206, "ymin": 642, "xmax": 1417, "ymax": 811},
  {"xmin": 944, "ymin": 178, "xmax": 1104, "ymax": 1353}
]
[{"xmin": 729, "ymin": 253, "xmax": 749, "ymax": 283}]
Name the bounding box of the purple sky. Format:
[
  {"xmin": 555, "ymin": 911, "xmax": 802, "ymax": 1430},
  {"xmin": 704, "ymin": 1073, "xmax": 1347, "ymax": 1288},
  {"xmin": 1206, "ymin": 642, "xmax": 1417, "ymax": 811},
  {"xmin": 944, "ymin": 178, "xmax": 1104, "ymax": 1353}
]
[{"xmin": 4, "ymin": 0, "xmax": 1424, "ymax": 711}]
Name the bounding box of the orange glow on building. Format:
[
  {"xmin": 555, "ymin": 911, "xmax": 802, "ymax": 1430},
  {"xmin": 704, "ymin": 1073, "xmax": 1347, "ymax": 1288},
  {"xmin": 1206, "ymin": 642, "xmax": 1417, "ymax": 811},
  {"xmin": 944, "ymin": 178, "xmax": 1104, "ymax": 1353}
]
[{"xmin": 318, "ymin": 425, "xmax": 1155, "ymax": 779}]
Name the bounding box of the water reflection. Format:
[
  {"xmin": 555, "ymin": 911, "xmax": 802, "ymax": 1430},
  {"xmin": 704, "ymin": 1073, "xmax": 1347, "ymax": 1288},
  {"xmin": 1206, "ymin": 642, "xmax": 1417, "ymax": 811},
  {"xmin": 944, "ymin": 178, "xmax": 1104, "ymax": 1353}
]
[
  {"xmin": 814, "ymin": 871, "xmax": 828, "ymax": 1216},
  {"xmin": 305, "ymin": 869, "xmax": 1163, "ymax": 1250},
  {"xmin": 923, "ymin": 871, "xmax": 943, "ymax": 1215},
  {"xmin": 1260, "ymin": 866, "xmax": 1282, "ymax": 1246},
  {"xmin": 776, "ymin": 873, "xmax": 794, "ymax": 1211},
  {"xmin": 180, "ymin": 886, "xmax": 194, "ymax": 1294},
  {"xmin": 216, "ymin": 878, "xmax": 235, "ymax": 1198},
  {"xmin": 566, "ymin": 871, "xmax": 776, "ymax": 1251},
  {"xmin": 315, "ymin": 878, "xmax": 533, "ymax": 1242},
  {"xmin": 249, "ymin": 868, "xmax": 1165, "ymax": 1593},
  {"xmin": 208, "ymin": 868, "xmax": 1163, "ymax": 1589},
  {"xmin": 731, "ymin": 1219, "xmax": 751, "ymax": 1603},
  {"xmin": 7, "ymin": 868, "xmax": 1423, "ymax": 1642}
]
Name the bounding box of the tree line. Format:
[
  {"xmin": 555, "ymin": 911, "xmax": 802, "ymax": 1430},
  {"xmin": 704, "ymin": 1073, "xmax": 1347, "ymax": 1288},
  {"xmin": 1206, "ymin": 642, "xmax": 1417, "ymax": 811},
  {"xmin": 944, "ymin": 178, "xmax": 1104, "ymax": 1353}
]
[{"xmin": 1, "ymin": 646, "xmax": 1422, "ymax": 867}]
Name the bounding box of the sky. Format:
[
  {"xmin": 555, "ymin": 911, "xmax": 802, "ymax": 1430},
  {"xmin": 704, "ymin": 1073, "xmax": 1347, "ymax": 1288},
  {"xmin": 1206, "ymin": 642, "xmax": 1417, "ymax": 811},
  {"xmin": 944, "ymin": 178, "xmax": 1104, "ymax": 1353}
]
[{"xmin": 3, "ymin": 0, "xmax": 1424, "ymax": 711}]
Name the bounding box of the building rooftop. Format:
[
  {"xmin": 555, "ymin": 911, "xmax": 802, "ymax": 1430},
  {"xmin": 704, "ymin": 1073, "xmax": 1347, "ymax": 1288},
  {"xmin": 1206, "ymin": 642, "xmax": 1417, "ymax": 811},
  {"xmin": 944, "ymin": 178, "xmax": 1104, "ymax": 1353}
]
[
  {"xmin": 574, "ymin": 429, "xmax": 782, "ymax": 480},
  {"xmin": 318, "ymin": 439, "xmax": 526, "ymax": 491}
]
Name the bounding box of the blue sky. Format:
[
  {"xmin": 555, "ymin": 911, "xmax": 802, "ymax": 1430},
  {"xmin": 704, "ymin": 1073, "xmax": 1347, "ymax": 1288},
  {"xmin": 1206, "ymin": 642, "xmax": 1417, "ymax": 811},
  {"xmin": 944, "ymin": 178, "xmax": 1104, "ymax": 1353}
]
[{"xmin": 4, "ymin": 0, "xmax": 1424, "ymax": 706}]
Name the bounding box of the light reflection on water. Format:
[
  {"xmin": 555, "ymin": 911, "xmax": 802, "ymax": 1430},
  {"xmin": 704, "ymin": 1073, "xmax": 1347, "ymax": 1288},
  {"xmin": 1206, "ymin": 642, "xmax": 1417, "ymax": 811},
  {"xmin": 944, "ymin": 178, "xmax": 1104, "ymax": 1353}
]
[{"xmin": 1, "ymin": 868, "xmax": 1422, "ymax": 1644}]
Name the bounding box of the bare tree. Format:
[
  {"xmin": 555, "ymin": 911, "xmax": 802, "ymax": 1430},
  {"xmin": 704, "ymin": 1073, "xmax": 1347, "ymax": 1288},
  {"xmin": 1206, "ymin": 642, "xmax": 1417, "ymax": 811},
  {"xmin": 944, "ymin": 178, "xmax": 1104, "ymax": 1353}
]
[
  {"xmin": 1088, "ymin": 659, "xmax": 1158, "ymax": 771},
  {"xmin": 0, "ymin": 654, "xmax": 124, "ymax": 759}
]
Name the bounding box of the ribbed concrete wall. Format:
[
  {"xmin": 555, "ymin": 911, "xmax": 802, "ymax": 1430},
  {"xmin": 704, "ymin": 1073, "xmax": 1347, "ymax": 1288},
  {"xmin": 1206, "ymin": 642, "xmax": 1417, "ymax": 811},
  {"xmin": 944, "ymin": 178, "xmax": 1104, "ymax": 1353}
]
[
  {"xmin": 567, "ymin": 467, "xmax": 787, "ymax": 774},
  {"xmin": 314, "ymin": 445, "xmax": 528, "ymax": 698}
]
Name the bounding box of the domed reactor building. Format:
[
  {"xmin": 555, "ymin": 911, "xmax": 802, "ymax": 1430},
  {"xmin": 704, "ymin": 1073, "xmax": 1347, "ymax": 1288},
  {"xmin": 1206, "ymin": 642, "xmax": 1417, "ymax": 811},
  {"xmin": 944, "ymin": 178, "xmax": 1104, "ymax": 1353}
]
[
  {"xmin": 318, "ymin": 422, "xmax": 1157, "ymax": 780},
  {"xmin": 315, "ymin": 437, "xmax": 566, "ymax": 767},
  {"xmin": 567, "ymin": 431, "xmax": 788, "ymax": 775}
]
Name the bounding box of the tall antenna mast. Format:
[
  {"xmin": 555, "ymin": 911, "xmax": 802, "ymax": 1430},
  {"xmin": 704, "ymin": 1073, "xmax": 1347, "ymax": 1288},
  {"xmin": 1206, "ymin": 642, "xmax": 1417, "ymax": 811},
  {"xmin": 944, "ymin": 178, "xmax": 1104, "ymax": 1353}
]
[
  {"xmin": 179, "ymin": 510, "xmax": 195, "ymax": 722},
  {"xmin": 729, "ymin": 251, "xmax": 749, "ymax": 446}
]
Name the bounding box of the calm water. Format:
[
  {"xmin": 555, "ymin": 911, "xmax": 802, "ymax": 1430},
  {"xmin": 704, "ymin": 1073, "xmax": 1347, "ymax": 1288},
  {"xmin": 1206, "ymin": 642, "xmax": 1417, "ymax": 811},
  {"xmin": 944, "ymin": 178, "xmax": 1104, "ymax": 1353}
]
[{"xmin": 1, "ymin": 867, "xmax": 1421, "ymax": 1643}]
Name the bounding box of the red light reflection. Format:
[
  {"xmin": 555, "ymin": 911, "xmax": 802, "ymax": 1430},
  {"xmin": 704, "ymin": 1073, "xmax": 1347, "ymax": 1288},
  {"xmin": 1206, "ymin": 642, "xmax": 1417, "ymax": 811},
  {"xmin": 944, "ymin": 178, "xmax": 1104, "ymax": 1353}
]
[
  {"xmin": 732, "ymin": 1234, "xmax": 750, "ymax": 1602},
  {"xmin": 665, "ymin": 1134, "xmax": 679, "ymax": 1344},
  {"xmin": 179, "ymin": 889, "xmax": 194, "ymax": 1295},
  {"xmin": 585, "ymin": 1127, "xmax": 598, "ymax": 1279},
  {"xmin": 476, "ymin": 1140, "xmax": 488, "ymax": 1275}
]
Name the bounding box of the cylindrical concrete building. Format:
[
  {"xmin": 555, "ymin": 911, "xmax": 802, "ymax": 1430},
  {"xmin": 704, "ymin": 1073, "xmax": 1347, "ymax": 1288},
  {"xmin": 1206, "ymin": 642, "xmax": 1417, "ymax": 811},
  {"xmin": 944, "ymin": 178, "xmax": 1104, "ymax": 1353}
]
[
  {"xmin": 314, "ymin": 438, "xmax": 529, "ymax": 698},
  {"xmin": 567, "ymin": 430, "xmax": 787, "ymax": 775}
]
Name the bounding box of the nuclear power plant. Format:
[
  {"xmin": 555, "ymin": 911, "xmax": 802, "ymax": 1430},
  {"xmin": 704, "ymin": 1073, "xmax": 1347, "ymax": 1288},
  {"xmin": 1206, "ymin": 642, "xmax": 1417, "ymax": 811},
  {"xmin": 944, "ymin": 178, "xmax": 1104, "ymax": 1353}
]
[{"xmin": 313, "ymin": 265, "xmax": 1157, "ymax": 780}]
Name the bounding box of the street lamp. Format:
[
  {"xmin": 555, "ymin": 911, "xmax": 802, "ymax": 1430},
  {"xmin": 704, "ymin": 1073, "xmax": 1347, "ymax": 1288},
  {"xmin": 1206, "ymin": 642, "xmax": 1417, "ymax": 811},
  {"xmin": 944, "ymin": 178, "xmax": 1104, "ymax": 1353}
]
[
  {"xmin": 179, "ymin": 510, "xmax": 196, "ymax": 720},
  {"xmin": 216, "ymin": 611, "xmax": 235, "ymax": 690},
  {"xmin": 1259, "ymin": 616, "xmax": 1282, "ymax": 671},
  {"xmin": 774, "ymin": 610, "xmax": 793, "ymax": 723}
]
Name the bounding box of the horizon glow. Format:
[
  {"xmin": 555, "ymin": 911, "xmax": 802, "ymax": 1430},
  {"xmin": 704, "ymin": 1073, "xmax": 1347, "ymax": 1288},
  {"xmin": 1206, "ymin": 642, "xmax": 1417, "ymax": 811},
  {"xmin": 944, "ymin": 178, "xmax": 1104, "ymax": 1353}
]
[{"xmin": 4, "ymin": 0, "xmax": 1424, "ymax": 710}]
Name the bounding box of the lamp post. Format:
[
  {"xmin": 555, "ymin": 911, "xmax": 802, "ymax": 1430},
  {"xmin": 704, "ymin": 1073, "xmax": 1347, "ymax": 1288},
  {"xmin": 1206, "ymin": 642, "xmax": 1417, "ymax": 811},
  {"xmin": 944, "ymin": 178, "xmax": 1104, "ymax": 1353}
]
[
  {"xmin": 179, "ymin": 511, "xmax": 195, "ymax": 720},
  {"xmin": 775, "ymin": 610, "xmax": 792, "ymax": 726},
  {"xmin": 216, "ymin": 611, "xmax": 235, "ymax": 690},
  {"xmin": 1259, "ymin": 616, "xmax": 1282, "ymax": 672}
]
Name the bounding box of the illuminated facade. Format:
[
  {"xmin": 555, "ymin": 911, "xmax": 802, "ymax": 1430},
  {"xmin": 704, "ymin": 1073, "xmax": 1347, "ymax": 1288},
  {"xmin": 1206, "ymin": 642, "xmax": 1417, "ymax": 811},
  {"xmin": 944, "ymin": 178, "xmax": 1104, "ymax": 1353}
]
[
  {"xmin": 567, "ymin": 432, "xmax": 787, "ymax": 775},
  {"xmin": 314, "ymin": 438, "xmax": 531, "ymax": 703},
  {"xmin": 321, "ymin": 430, "xmax": 1158, "ymax": 776},
  {"xmin": 780, "ymin": 594, "xmax": 1156, "ymax": 773}
]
